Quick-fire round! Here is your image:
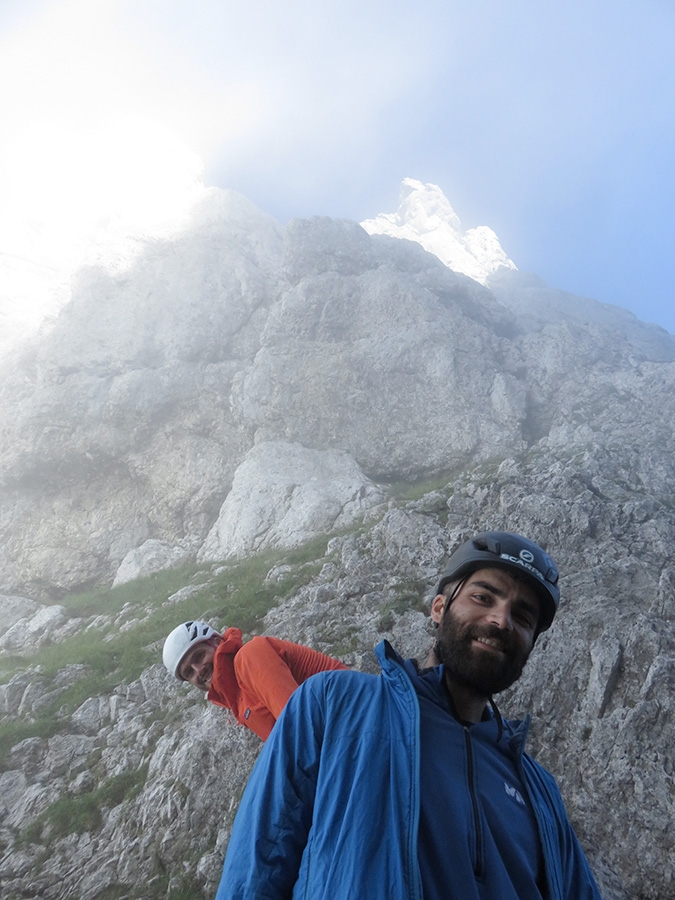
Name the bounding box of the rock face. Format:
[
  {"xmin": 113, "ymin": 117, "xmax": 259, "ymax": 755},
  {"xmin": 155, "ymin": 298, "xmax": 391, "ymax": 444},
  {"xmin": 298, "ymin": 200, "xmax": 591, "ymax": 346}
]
[
  {"xmin": 198, "ymin": 440, "xmax": 384, "ymax": 561},
  {"xmin": 113, "ymin": 539, "xmax": 194, "ymax": 586},
  {"xmin": 2, "ymin": 184, "xmax": 673, "ymax": 597},
  {"xmin": 1, "ymin": 182, "xmax": 674, "ymax": 899},
  {"xmin": 0, "ymin": 595, "xmax": 39, "ymax": 636}
]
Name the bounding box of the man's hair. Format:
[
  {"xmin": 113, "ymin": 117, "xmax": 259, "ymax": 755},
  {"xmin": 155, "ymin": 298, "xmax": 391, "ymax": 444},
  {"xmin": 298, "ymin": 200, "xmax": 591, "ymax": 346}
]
[{"xmin": 441, "ymin": 578, "xmax": 462, "ymax": 601}]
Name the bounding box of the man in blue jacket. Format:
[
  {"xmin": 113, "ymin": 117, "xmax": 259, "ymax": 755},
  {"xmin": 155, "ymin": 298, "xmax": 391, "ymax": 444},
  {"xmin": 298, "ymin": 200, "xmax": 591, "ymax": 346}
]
[{"xmin": 215, "ymin": 531, "xmax": 603, "ymax": 900}]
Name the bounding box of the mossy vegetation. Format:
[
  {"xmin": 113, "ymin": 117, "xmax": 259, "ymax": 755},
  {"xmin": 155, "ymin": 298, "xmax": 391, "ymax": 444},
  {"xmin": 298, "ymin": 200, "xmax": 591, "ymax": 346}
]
[
  {"xmin": 19, "ymin": 765, "xmax": 149, "ymax": 845},
  {"xmin": 4, "ymin": 872, "xmax": 204, "ymax": 900},
  {"xmin": 0, "ymin": 718, "xmax": 64, "ymax": 770},
  {"xmin": 382, "ymin": 473, "xmax": 453, "ymax": 518},
  {"xmin": 3, "ymin": 535, "xmax": 334, "ymax": 682},
  {"xmin": 376, "ymin": 578, "xmax": 429, "ymax": 631}
]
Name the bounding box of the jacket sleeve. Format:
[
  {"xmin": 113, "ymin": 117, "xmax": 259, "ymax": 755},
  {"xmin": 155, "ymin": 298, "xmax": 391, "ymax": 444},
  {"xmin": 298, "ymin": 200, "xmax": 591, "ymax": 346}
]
[{"xmin": 215, "ymin": 675, "xmax": 327, "ymax": 900}]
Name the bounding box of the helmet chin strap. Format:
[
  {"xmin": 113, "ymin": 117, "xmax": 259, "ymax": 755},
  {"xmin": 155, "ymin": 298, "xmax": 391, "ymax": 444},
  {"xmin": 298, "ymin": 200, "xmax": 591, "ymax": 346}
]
[
  {"xmin": 432, "ymin": 576, "xmax": 466, "ymax": 666},
  {"xmin": 435, "ymin": 576, "xmax": 468, "ymax": 630}
]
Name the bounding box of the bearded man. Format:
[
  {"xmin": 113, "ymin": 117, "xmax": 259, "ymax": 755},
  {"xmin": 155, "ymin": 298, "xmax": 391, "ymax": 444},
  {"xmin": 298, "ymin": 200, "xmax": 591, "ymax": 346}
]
[{"xmin": 215, "ymin": 531, "xmax": 604, "ymax": 900}]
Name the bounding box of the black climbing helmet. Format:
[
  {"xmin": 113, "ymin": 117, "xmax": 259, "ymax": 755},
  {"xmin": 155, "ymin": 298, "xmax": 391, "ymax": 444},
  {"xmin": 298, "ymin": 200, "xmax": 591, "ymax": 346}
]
[{"xmin": 436, "ymin": 531, "xmax": 560, "ymax": 633}]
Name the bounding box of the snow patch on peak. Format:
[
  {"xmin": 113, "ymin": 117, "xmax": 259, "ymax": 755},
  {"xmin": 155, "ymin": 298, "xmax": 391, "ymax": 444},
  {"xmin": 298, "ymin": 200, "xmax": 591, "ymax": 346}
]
[{"xmin": 360, "ymin": 178, "xmax": 516, "ymax": 285}]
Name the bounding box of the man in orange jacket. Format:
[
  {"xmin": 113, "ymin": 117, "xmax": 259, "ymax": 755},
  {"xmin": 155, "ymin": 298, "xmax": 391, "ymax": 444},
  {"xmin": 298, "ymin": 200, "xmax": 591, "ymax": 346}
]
[{"xmin": 162, "ymin": 620, "xmax": 348, "ymax": 741}]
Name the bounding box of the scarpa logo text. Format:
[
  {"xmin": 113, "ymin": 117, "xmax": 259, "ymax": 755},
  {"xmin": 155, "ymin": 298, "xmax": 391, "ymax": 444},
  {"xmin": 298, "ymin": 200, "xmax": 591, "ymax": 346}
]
[{"xmin": 499, "ymin": 552, "xmax": 544, "ymax": 582}]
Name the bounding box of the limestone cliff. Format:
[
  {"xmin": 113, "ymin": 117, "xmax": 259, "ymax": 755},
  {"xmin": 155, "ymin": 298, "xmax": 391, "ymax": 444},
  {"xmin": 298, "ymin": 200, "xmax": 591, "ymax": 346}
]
[{"xmin": 1, "ymin": 184, "xmax": 674, "ymax": 899}]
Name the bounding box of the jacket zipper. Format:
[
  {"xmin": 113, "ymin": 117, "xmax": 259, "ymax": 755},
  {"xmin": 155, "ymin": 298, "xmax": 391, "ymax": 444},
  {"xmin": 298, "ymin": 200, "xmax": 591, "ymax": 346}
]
[{"xmin": 463, "ymin": 725, "xmax": 484, "ymax": 879}]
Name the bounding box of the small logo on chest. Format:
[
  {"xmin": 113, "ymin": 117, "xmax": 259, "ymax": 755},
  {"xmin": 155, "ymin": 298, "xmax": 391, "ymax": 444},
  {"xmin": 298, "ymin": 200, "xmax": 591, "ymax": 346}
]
[{"xmin": 504, "ymin": 781, "xmax": 525, "ymax": 805}]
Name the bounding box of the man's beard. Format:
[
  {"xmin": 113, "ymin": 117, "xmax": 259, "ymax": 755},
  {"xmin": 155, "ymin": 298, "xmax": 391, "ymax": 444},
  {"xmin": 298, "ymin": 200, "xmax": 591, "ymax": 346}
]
[{"xmin": 435, "ymin": 607, "xmax": 531, "ymax": 696}]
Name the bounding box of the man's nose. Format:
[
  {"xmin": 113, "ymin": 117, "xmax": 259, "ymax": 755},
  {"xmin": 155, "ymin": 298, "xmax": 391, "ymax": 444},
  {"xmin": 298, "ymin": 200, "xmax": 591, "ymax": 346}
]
[
  {"xmin": 487, "ymin": 603, "xmax": 513, "ymax": 630},
  {"xmin": 186, "ymin": 660, "xmax": 206, "ymax": 682}
]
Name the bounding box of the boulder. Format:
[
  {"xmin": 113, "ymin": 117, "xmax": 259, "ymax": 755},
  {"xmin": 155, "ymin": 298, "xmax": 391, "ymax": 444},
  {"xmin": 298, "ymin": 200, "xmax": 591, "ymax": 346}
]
[
  {"xmin": 113, "ymin": 539, "xmax": 193, "ymax": 586},
  {"xmin": 198, "ymin": 441, "xmax": 385, "ymax": 561}
]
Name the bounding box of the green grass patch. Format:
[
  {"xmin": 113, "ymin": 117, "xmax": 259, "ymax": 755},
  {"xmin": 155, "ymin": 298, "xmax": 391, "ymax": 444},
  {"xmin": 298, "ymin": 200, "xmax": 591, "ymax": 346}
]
[
  {"xmin": 4, "ymin": 537, "xmax": 332, "ymax": 683},
  {"xmin": 196, "ymin": 537, "xmax": 329, "ymax": 634},
  {"xmin": 384, "ymin": 473, "xmax": 453, "ymax": 503},
  {"xmin": 73, "ymin": 875, "xmax": 202, "ymax": 900},
  {"xmin": 0, "ymin": 717, "xmax": 65, "ymax": 770},
  {"xmin": 19, "ymin": 765, "xmax": 149, "ymax": 845},
  {"xmin": 376, "ymin": 579, "xmax": 429, "ymax": 631},
  {"xmin": 57, "ymin": 562, "xmax": 208, "ymax": 618}
]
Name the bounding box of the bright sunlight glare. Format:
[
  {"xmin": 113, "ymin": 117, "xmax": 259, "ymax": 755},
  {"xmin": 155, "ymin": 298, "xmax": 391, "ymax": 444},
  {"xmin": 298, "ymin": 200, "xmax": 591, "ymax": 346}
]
[
  {"xmin": 2, "ymin": 116, "xmax": 205, "ymax": 243},
  {"xmin": 0, "ymin": 114, "xmax": 206, "ymax": 354}
]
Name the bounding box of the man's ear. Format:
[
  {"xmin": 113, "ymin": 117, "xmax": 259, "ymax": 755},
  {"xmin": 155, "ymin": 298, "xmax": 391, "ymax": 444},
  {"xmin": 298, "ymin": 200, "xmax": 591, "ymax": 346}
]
[{"xmin": 430, "ymin": 594, "xmax": 447, "ymax": 625}]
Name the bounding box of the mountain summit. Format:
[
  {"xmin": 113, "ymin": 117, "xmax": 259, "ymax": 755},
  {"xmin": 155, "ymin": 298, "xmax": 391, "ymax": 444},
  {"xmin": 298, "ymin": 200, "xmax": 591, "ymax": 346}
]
[{"xmin": 360, "ymin": 177, "xmax": 516, "ymax": 284}]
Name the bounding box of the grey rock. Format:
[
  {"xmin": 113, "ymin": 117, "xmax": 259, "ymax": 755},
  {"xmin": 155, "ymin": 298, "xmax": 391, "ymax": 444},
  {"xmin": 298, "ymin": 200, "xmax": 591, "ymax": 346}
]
[
  {"xmin": 0, "ymin": 604, "xmax": 67, "ymax": 652},
  {"xmin": 44, "ymin": 733, "xmax": 98, "ymax": 779},
  {"xmin": 0, "ymin": 770, "xmax": 62, "ymax": 829},
  {"xmin": 113, "ymin": 539, "xmax": 193, "ymax": 586},
  {"xmin": 8, "ymin": 737, "xmax": 47, "ymax": 776},
  {"xmin": 71, "ymin": 696, "xmax": 113, "ymax": 735},
  {"xmin": 69, "ymin": 770, "xmax": 96, "ymax": 795},
  {"xmin": 488, "ymin": 267, "xmax": 675, "ymax": 362},
  {"xmin": 198, "ymin": 441, "xmax": 385, "ymax": 561},
  {"xmin": 0, "ymin": 672, "xmax": 35, "ymax": 715},
  {"xmin": 0, "ymin": 594, "xmax": 39, "ymax": 636}
]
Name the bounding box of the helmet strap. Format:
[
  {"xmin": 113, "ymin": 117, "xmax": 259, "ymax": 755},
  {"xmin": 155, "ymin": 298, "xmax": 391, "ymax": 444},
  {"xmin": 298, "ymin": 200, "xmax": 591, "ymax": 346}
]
[{"xmin": 439, "ymin": 576, "xmax": 468, "ymax": 624}]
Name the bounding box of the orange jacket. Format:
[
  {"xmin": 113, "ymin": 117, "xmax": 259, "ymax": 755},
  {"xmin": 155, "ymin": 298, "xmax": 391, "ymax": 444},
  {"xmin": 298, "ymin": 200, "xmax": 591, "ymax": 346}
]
[{"xmin": 207, "ymin": 627, "xmax": 348, "ymax": 740}]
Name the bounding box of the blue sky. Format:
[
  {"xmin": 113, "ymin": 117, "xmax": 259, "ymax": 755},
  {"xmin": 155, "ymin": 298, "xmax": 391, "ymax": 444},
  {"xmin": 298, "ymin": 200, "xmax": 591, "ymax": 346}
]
[{"xmin": 2, "ymin": 0, "xmax": 674, "ymax": 333}]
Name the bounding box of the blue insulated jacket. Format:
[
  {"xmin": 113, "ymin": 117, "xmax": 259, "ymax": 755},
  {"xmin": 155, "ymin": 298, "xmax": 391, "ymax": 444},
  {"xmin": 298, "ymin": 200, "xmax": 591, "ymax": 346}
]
[{"xmin": 216, "ymin": 641, "xmax": 602, "ymax": 900}]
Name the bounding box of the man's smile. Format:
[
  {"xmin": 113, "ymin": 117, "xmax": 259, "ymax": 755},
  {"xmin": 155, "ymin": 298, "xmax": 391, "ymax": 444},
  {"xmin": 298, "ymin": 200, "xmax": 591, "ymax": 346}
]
[{"xmin": 472, "ymin": 635, "xmax": 507, "ymax": 655}]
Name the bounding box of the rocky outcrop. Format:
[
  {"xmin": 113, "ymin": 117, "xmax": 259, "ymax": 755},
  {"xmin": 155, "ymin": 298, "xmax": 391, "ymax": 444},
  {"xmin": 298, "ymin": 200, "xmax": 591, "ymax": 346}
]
[
  {"xmin": 113, "ymin": 540, "xmax": 194, "ymax": 586},
  {"xmin": 198, "ymin": 441, "xmax": 385, "ymax": 561},
  {"xmin": 0, "ymin": 604, "xmax": 67, "ymax": 652},
  {"xmin": 0, "ymin": 595, "xmax": 39, "ymax": 636},
  {"xmin": 0, "ymin": 188, "xmax": 284, "ymax": 594},
  {"xmin": 2, "ymin": 184, "xmax": 674, "ymax": 597}
]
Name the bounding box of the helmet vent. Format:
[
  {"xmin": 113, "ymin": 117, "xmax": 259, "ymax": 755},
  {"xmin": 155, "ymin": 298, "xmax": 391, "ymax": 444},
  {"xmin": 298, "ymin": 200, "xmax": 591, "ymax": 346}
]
[{"xmin": 475, "ymin": 536, "xmax": 502, "ymax": 555}]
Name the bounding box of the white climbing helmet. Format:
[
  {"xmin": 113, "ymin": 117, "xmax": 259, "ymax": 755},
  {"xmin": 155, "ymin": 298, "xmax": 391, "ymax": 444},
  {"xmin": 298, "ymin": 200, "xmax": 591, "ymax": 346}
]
[{"xmin": 163, "ymin": 620, "xmax": 220, "ymax": 679}]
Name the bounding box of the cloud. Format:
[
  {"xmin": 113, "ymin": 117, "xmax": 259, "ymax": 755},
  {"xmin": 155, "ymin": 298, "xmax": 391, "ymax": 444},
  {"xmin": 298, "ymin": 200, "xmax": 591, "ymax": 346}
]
[{"xmin": 2, "ymin": 0, "xmax": 675, "ymax": 331}]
